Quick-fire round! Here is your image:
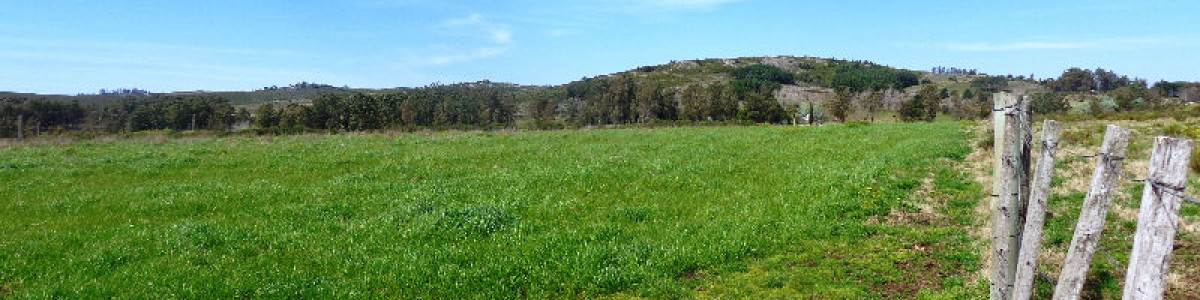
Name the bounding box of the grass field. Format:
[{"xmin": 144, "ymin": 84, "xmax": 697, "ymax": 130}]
[{"xmin": 0, "ymin": 124, "xmax": 984, "ymax": 298}]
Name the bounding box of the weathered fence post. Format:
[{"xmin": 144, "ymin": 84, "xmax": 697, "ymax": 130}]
[
  {"xmin": 1013, "ymin": 120, "xmax": 1062, "ymax": 300},
  {"xmin": 16, "ymin": 114, "xmax": 23, "ymax": 139},
  {"xmin": 1122, "ymin": 137, "xmax": 1194, "ymax": 300},
  {"xmin": 992, "ymin": 92, "xmax": 1024, "ymax": 299},
  {"xmin": 1053, "ymin": 125, "xmax": 1131, "ymax": 300},
  {"xmin": 1017, "ymin": 95, "xmax": 1033, "ymax": 239}
]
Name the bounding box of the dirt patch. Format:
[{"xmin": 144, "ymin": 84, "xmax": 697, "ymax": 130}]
[
  {"xmin": 876, "ymin": 243, "xmax": 954, "ymax": 298},
  {"xmin": 1, "ymin": 282, "xmax": 20, "ymax": 296},
  {"xmin": 678, "ymin": 270, "xmax": 707, "ymax": 281},
  {"xmin": 867, "ymin": 175, "xmax": 950, "ymax": 227}
]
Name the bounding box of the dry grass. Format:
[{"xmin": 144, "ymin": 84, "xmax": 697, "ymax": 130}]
[{"xmin": 967, "ymin": 116, "xmax": 1200, "ymax": 298}]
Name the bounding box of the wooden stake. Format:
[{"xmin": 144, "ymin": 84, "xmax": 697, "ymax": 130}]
[
  {"xmin": 1013, "ymin": 120, "xmax": 1062, "ymax": 300},
  {"xmin": 1053, "ymin": 125, "xmax": 1131, "ymax": 300},
  {"xmin": 1017, "ymin": 95, "xmax": 1033, "ymax": 241},
  {"xmin": 992, "ymin": 92, "xmax": 1021, "ymax": 300},
  {"xmin": 1122, "ymin": 137, "xmax": 1194, "ymax": 300},
  {"xmin": 16, "ymin": 114, "xmax": 23, "ymax": 139}
]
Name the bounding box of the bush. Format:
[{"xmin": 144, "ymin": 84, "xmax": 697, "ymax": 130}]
[
  {"xmin": 844, "ymin": 120, "xmax": 869, "ymax": 128},
  {"xmin": 1193, "ymin": 147, "xmax": 1200, "ymax": 173},
  {"xmin": 977, "ymin": 128, "xmax": 994, "ymax": 149},
  {"xmin": 730, "ymin": 64, "xmax": 795, "ymax": 85}
]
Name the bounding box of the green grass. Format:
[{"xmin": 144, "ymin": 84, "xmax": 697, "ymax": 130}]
[{"xmin": 1, "ymin": 123, "xmax": 976, "ymax": 298}]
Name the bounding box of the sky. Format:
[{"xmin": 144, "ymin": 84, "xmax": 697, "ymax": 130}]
[{"xmin": 1, "ymin": 0, "xmax": 1198, "ymax": 95}]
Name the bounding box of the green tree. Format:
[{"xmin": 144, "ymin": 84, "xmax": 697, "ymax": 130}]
[
  {"xmin": 899, "ymin": 97, "xmax": 924, "ymax": 122},
  {"xmin": 1110, "ymin": 84, "xmax": 1152, "ymax": 111},
  {"xmin": 255, "ymin": 103, "xmax": 279, "ymax": 129},
  {"xmin": 1030, "ymin": 92, "xmax": 1070, "ymax": 114},
  {"xmin": 678, "ymin": 84, "xmax": 702, "ymax": 121},
  {"xmin": 828, "ymin": 88, "xmax": 853, "ymax": 123},
  {"xmin": 1049, "ymin": 68, "xmax": 1094, "ymax": 93},
  {"xmin": 859, "ymin": 91, "xmax": 883, "ymax": 122},
  {"xmin": 971, "ymin": 76, "xmax": 1009, "ymax": 92},
  {"xmin": 918, "ymin": 85, "xmax": 941, "ymax": 122}
]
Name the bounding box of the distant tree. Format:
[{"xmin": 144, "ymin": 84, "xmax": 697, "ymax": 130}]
[
  {"xmin": 702, "ymin": 83, "xmax": 736, "ymax": 121},
  {"xmin": 678, "ymin": 84, "xmax": 702, "ymax": 121},
  {"xmin": 859, "ymin": 91, "xmax": 883, "ymax": 122},
  {"xmin": 971, "ymin": 76, "xmax": 1009, "ymax": 92},
  {"xmin": 529, "ymin": 92, "xmax": 557, "ymax": 123},
  {"xmin": 899, "ymin": 96, "xmax": 925, "ymax": 122},
  {"xmin": 738, "ymin": 93, "xmax": 785, "ymax": 123},
  {"xmin": 1049, "ymin": 68, "xmax": 1095, "ymax": 93},
  {"xmin": 255, "ymin": 103, "xmax": 279, "ymax": 128},
  {"xmin": 1030, "ymin": 92, "xmax": 1070, "ymax": 114},
  {"xmin": 635, "ymin": 83, "xmax": 664, "ymax": 122},
  {"xmin": 1094, "ymin": 68, "xmax": 1130, "ymax": 92},
  {"xmin": 917, "ymin": 85, "xmax": 941, "ymax": 122},
  {"xmin": 828, "ymin": 88, "xmax": 853, "ymax": 123},
  {"xmin": 279, "ymin": 103, "xmax": 313, "ymax": 129},
  {"xmin": 731, "ymin": 64, "xmax": 795, "ymax": 85},
  {"xmin": 208, "ymin": 102, "xmax": 236, "ymax": 130},
  {"xmin": 1110, "ymin": 84, "xmax": 1152, "ymax": 111}
]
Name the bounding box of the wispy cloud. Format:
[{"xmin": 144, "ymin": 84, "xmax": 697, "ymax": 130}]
[
  {"xmin": 419, "ymin": 47, "xmax": 509, "ymax": 66},
  {"xmin": 399, "ymin": 14, "xmax": 515, "ymax": 68},
  {"xmin": 442, "ymin": 13, "xmax": 513, "ymax": 44},
  {"xmin": 943, "ymin": 37, "xmax": 1174, "ymax": 52}
]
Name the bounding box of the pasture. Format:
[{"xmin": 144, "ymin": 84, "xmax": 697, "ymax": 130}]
[{"xmin": 0, "ymin": 124, "xmax": 984, "ymax": 298}]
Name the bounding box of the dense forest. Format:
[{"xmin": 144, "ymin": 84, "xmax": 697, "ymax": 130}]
[{"xmin": 2, "ymin": 57, "xmax": 1198, "ymax": 138}]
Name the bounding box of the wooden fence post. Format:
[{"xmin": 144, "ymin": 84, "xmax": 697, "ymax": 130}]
[
  {"xmin": 16, "ymin": 114, "xmax": 23, "ymax": 139},
  {"xmin": 992, "ymin": 92, "xmax": 1022, "ymax": 299},
  {"xmin": 1017, "ymin": 95, "xmax": 1033, "ymax": 240},
  {"xmin": 1013, "ymin": 120, "xmax": 1062, "ymax": 300},
  {"xmin": 1122, "ymin": 137, "xmax": 1194, "ymax": 300},
  {"xmin": 1053, "ymin": 125, "xmax": 1131, "ymax": 300}
]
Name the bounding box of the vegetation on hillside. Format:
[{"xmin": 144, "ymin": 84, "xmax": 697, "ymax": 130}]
[{"xmin": 4, "ymin": 56, "xmax": 1200, "ymax": 139}]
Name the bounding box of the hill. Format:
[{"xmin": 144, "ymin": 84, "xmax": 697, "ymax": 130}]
[{"xmin": 3, "ymin": 55, "xmax": 1195, "ymax": 138}]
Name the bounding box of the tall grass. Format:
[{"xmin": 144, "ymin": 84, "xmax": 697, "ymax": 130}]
[{"xmin": 0, "ymin": 124, "xmax": 970, "ymax": 298}]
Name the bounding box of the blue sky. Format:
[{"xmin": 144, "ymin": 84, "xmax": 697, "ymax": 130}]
[{"xmin": 2, "ymin": 0, "xmax": 1197, "ymax": 94}]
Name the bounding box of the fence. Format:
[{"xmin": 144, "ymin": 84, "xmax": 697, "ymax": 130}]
[{"xmin": 988, "ymin": 93, "xmax": 1197, "ymax": 300}]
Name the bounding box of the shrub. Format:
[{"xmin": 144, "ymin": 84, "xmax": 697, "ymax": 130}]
[{"xmin": 844, "ymin": 120, "xmax": 869, "ymax": 128}]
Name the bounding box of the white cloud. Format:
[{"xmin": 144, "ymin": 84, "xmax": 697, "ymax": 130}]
[
  {"xmin": 442, "ymin": 13, "xmax": 513, "ymax": 44},
  {"xmin": 396, "ymin": 14, "xmax": 516, "ymax": 68},
  {"xmin": 420, "ymin": 47, "xmax": 509, "ymax": 66},
  {"xmin": 444, "ymin": 14, "xmax": 484, "ymax": 26}
]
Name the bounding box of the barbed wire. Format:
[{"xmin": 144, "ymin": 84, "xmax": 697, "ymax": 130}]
[
  {"xmin": 1059, "ymin": 150, "xmax": 1200, "ymax": 206},
  {"xmin": 992, "ymin": 105, "xmax": 1023, "ymax": 115}
]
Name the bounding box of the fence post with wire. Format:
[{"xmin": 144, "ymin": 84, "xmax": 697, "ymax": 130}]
[
  {"xmin": 1013, "ymin": 120, "xmax": 1062, "ymax": 300},
  {"xmin": 1053, "ymin": 125, "xmax": 1132, "ymax": 300},
  {"xmin": 992, "ymin": 92, "xmax": 1026, "ymax": 300},
  {"xmin": 1122, "ymin": 137, "xmax": 1194, "ymax": 300},
  {"xmin": 987, "ymin": 106, "xmax": 1199, "ymax": 299}
]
